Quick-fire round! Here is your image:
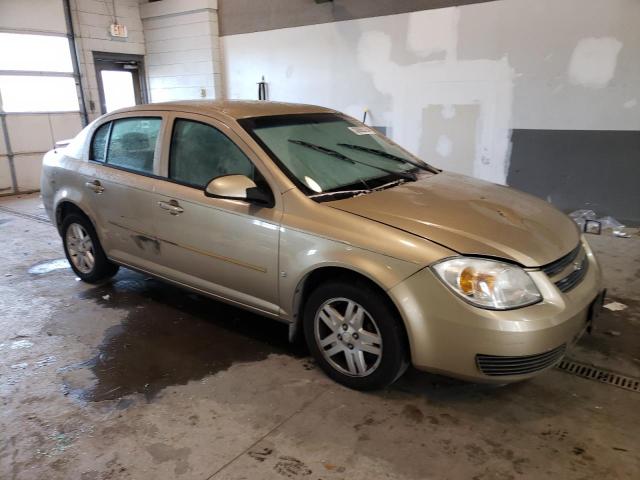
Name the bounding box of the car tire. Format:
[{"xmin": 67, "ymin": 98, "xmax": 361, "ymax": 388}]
[
  {"xmin": 61, "ymin": 213, "xmax": 119, "ymax": 283},
  {"xmin": 303, "ymin": 280, "xmax": 408, "ymax": 390}
]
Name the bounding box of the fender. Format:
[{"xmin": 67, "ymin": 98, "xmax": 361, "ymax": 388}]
[{"xmin": 50, "ymin": 156, "xmax": 103, "ymax": 240}]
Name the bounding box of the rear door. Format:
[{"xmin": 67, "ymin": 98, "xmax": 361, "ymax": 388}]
[{"xmin": 86, "ymin": 113, "xmax": 166, "ymax": 270}]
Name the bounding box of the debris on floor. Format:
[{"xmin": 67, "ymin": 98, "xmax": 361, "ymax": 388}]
[
  {"xmin": 604, "ymin": 330, "xmax": 622, "ymax": 337},
  {"xmin": 603, "ymin": 301, "xmax": 628, "ymax": 311},
  {"xmin": 613, "ymin": 230, "xmax": 631, "ymax": 238},
  {"xmin": 569, "ymin": 209, "xmax": 597, "ymax": 230},
  {"xmin": 569, "ymin": 210, "xmax": 631, "ymax": 237}
]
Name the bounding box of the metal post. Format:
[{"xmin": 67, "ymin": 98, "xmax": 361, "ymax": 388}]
[
  {"xmin": 0, "ymin": 90, "xmax": 19, "ymax": 194},
  {"xmin": 63, "ymin": 0, "xmax": 89, "ymax": 126}
]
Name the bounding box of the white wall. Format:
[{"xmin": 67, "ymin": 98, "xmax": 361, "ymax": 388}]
[
  {"xmin": 140, "ymin": 0, "xmax": 222, "ymax": 102},
  {"xmin": 222, "ymin": 0, "xmax": 640, "ymax": 185}
]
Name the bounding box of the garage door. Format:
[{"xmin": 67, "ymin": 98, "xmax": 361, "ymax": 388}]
[{"xmin": 0, "ymin": 0, "xmax": 84, "ymax": 195}]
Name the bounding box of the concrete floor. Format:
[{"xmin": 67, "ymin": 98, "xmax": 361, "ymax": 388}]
[{"xmin": 1, "ymin": 193, "xmax": 638, "ymax": 480}]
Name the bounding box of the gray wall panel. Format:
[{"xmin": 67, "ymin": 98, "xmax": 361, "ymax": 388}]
[
  {"xmin": 507, "ymin": 129, "xmax": 640, "ymax": 225},
  {"xmin": 219, "ymin": 0, "xmax": 496, "ymax": 35}
]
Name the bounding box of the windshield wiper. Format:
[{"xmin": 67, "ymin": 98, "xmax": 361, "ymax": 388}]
[
  {"xmin": 308, "ymin": 189, "xmax": 371, "ymax": 200},
  {"xmin": 288, "ymin": 139, "xmax": 417, "ymax": 181},
  {"xmin": 337, "ymin": 143, "xmax": 433, "ymax": 172},
  {"xmin": 309, "ymin": 178, "xmax": 408, "ymax": 201}
]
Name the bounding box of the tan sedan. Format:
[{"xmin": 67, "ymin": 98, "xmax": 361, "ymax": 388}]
[{"xmin": 41, "ymin": 100, "xmax": 604, "ymax": 390}]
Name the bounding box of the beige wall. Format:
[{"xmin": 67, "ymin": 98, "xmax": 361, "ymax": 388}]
[
  {"xmin": 140, "ymin": 0, "xmax": 222, "ymax": 102},
  {"xmin": 69, "ymin": 0, "xmax": 147, "ymax": 122}
]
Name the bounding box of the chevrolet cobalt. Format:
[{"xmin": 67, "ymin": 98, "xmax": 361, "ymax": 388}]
[{"xmin": 41, "ymin": 101, "xmax": 604, "ymax": 390}]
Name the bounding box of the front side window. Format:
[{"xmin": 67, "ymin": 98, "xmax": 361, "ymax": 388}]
[
  {"xmin": 90, "ymin": 122, "xmax": 110, "ymax": 162},
  {"xmin": 240, "ymin": 113, "xmax": 436, "ymax": 197},
  {"xmin": 169, "ymin": 119, "xmax": 254, "ymax": 187},
  {"xmin": 106, "ymin": 117, "xmax": 161, "ymax": 174}
]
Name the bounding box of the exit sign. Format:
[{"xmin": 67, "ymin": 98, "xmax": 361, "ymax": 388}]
[{"xmin": 109, "ymin": 24, "xmax": 128, "ymax": 38}]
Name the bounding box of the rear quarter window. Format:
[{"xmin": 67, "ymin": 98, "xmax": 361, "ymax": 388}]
[{"xmin": 90, "ymin": 122, "xmax": 110, "ymax": 162}]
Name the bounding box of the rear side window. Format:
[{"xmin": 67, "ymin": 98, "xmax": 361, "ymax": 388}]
[
  {"xmin": 169, "ymin": 119, "xmax": 254, "ymax": 187},
  {"xmin": 90, "ymin": 122, "xmax": 110, "ymax": 162},
  {"xmin": 106, "ymin": 117, "xmax": 161, "ymax": 174}
]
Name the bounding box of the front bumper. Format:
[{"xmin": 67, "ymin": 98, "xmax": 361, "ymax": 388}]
[{"xmin": 389, "ymin": 239, "xmax": 603, "ymax": 383}]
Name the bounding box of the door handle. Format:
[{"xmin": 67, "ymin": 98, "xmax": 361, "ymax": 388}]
[
  {"xmin": 157, "ymin": 200, "xmax": 184, "ymax": 215},
  {"xmin": 85, "ymin": 180, "xmax": 104, "ymax": 194}
]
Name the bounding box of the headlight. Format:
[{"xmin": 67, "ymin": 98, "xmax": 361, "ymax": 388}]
[{"xmin": 432, "ymin": 257, "xmax": 542, "ymax": 310}]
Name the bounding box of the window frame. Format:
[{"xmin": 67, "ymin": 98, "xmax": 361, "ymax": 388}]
[
  {"xmin": 87, "ymin": 111, "xmax": 279, "ymax": 207},
  {"xmin": 167, "ymin": 117, "xmax": 258, "ymax": 190},
  {"xmin": 86, "ymin": 113, "xmax": 165, "ymax": 178}
]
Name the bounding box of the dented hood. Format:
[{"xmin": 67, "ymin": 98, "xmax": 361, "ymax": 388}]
[{"xmin": 327, "ymin": 172, "xmax": 580, "ymax": 267}]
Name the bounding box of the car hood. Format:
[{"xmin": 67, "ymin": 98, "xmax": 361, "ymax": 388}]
[{"xmin": 327, "ymin": 172, "xmax": 580, "ymax": 267}]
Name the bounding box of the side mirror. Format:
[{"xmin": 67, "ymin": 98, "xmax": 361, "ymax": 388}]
[{"xmin": 204, "ymin": 174, "xmax": 272, "ymax": 206}]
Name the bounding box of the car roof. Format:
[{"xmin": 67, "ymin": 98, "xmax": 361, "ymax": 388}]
[{"xmin": 112, "ymin": 100, "xmax": 336, "ymax": 120}]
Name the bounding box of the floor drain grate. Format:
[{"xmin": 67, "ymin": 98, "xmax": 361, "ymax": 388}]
[{"xmin": 556, "ymin": 359, "xmax": 640, "ymax": 393}]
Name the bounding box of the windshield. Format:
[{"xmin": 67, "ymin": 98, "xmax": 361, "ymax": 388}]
[{"xmin": 239, "ymin": 113, "xmax": 437, "ymax": 196}]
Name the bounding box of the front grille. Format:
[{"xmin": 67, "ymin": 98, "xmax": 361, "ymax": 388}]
[
  {"xmin": 555, "ymin": 255, "xmax": 589, "ymax": 292},
  {"xmin": 541, "ymin": 244, "xmax": 588, "ymax": 293},
  {"xmin": 476, "ymin": 344, "xmax": 566, "ymax": 376},
  {"xmin": 542, "ymin": 245, "xmax": 580, "ymax": 277}
]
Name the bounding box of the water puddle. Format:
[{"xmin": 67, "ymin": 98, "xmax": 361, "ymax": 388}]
[
  {"xmin": 10, "ymin": 339, "xmax": 34, "ymax": 350},
  {"xmin": 29, "ymin": 258, "xmax": 70, "ymax": 275},
  {"xmin": 65, "ymin": 270, "xmax": 304, "ymax": 402}
]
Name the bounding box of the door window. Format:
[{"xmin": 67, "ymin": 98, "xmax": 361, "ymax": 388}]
[
  {"xmin": 106, "ymin": 117, "xmax": 161, "ymax": 174},
  {"xmin": 90, "ymin": 122, "xmax": 111, "ymax": 162},
  {"xmin": 169, "ymin": 119, "xmax": 254, "ymax": 188}
]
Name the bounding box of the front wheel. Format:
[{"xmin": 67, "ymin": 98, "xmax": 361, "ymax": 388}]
[
  {"xmin": 62, "ymin": 213, "xmax": 119, "ymax": 283},
  {"xmin": 303, "ymin": 281, "xmax": 408, "ymax": 390}
]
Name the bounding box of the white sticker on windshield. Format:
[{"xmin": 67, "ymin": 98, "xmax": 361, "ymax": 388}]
[{"xmin": 348, "ymin": 126, "xmax": 376, "ymax": 135}]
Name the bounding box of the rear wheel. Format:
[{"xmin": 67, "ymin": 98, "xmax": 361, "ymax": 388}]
[
  {"xmin": 62, "ymin": 213, "xmax": 118, "ymax": 283},
  {"xmin": 303, "ymin": 280, "xmax": 408, "ymax": 390}
]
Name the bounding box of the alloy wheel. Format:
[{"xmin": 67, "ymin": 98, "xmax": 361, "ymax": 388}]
[
  {"xmin": 65, "ymin": 223, "xmax": 95, "ymax": 274},
  {"xmin": 314, "ymin": 297, "xmax": 383, "ymax": 377}
]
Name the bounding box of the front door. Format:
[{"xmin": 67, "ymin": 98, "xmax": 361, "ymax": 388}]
[
  {"xmin": 93, "ymin": 52, "xmax": 147, "ymax": 114},
  {"xmin": 151, "ymin": 114, "xmax": 282, "ymax": 315}
]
